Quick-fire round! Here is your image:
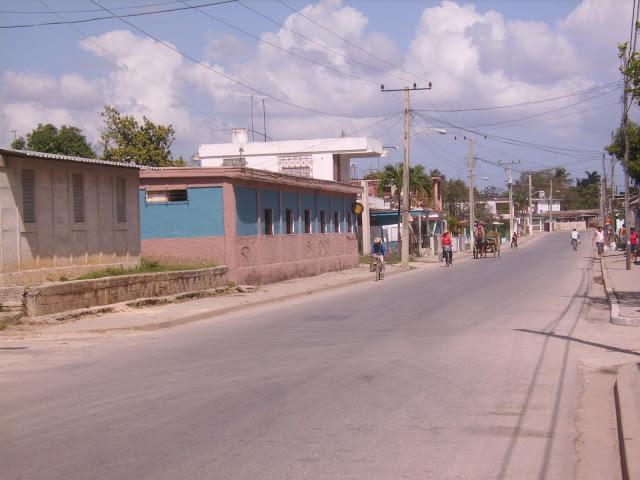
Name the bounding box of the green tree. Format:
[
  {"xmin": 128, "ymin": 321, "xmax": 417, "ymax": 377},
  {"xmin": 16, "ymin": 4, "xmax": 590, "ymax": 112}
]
[
  {"xmin": 375, "ymin": 163, "xmax": 434, "ymax": 250},
  {"xmin": 608, "ymin": 121, "xmax": 640, "ymax": 185},
  {"xmin": 443, "ymin": 178, "xmax": 468, "ymax": 217},
  {"xmin": 100, "ymin": 105, "xmax": 179, "ymax": 166},
  {"xmin": 11, "ymin": 123, "xmax": 95, "ymax": 157}
]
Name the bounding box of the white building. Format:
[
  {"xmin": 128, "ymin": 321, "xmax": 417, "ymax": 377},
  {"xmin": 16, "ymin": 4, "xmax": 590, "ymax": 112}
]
[
  {"xmin": 198, "ymin": 129, "xmax": 383, "ymax": 183},
  {"xmin": 532, "ymin": 191, "xmax": 561, "ymax": 214}
]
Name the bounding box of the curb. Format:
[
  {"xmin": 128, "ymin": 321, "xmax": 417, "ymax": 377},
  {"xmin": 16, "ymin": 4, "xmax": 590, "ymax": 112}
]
[
  {"xmin": 31, "ymin": 265, "xmax": 415, "ymax": 334},
  {"xmin": 600, "ymin": 256, "xmax": 640, "ymax": 327},
  {"xmin": 614, "ymin": 363, "xmax": 640, "ymax": 480}
]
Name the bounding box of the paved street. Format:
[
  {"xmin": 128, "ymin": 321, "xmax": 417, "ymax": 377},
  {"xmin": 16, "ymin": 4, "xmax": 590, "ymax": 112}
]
[{"xmin": 0, "ymin": 234, "xmax": 605, "ymax": 479}]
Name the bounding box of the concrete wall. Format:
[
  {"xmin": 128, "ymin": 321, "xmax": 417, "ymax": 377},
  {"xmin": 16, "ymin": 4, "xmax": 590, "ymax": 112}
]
[
  {"xmin": 24, "ymin": 266, "xmax": 228, "ymax": 317},
  {"xmin": 0, "ymin": 153, "xmax": 140, "ymax": 285},
  {"xmin": 141, "ymin": 178, "xmax": 359, "ymax": 285}
]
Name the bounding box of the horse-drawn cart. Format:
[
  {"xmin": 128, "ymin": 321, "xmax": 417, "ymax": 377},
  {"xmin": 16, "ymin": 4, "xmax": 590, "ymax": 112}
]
[{"xmin": 473, "ymin": 231, "xmax": 501, "ymax": 259}]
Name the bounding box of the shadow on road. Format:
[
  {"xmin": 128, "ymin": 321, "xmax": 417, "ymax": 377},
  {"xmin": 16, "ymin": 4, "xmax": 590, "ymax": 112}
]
[{"xmin": 514, "ymin": 329, "xmax": 640, "ymax": 358}]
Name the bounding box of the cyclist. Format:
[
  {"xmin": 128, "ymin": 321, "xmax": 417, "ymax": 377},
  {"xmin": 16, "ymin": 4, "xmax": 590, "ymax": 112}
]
[
  {"xmin": 570, "ymin": 228, "xmax": 580, "ymax": 251},
  {"xmin": 371, "ymin": 236, "xmax": 387, "ymax": 265},
  {"xmin": 630, "ymin": 227, "xmax": 638, "ymax": 263},
  {"xmin": 442, "ymin": 230, "xmax": 453, "ymax": 264},
  {"xmin": 511, "ymin": 231, "xmax": 518, "ymax": 248}
]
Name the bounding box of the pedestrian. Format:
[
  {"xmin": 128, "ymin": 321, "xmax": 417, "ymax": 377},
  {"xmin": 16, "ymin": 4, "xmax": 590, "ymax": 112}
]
[
  {"xmin": 592, "ymin": 226, "xmax": 605, "ymax": 258},
  {"xmin": 630, "ymin": 227, "xmax": 638, "ymax": 264}
]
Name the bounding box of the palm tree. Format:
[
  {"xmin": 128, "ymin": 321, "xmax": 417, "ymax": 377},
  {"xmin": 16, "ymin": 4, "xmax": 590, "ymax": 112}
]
[{"xmin": 376, "ymin": 163, "xmax": 434, "ymax": 252}]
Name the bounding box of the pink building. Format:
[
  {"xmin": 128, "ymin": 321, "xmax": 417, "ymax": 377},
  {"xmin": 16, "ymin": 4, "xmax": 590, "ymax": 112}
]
[{"xmin": 140, "ymin": 167, "xmax": 362, "ymax": 285}]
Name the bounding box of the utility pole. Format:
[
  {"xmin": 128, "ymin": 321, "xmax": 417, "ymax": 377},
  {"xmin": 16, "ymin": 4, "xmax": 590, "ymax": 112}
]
[
  {"xmin": 262, "ymin": 99, "xmax": 267, "ymax": 142},
  {"xmin": 467, "ymin": 138, "xmax": 475, "ymax": 249},
  {"xmin": 498, "ymin": 161, "xmax": 520, "ymax": 235},
  {"xmin": 549, "ymin": 178, "xmax": 553, "ymax": 232},
  {"xmin": 528, "ymin": 174, "xmax": 533, "ymax": 235},
  {"xmin": 601, "ymin": 152, "xmax": 607, "ymax": 227},
  {"xmin": 381, "ymin": 82, "xmax": 432, "ymax": 267},
  {"xmin": 250, "ymin": 95, "xmax": 255, "ymax": 142}
]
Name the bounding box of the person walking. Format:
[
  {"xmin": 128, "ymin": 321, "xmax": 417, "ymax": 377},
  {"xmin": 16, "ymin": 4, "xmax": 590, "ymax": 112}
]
[
  {"xmin": 592, "ymin": 226, "xmax": 605, "ymax": 258},
  {"xmin": 630, "ymin": 227, "xmax": 638, "ymax": 264}
]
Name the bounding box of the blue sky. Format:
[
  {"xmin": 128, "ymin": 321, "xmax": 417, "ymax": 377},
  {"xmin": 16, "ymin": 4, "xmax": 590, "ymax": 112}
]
[{"xmin": 0, "ymin": 0, "xmax": 632, "ymax": 188}]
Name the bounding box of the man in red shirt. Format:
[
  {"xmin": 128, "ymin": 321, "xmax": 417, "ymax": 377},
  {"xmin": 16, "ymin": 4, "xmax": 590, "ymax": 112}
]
[
  {"xmin": 442, "ymin": 230, "xmax": 453, "ymax": 265},
  {"xmin": 630, "ymin": 227, "xmax": 638, "ymax": 263}
]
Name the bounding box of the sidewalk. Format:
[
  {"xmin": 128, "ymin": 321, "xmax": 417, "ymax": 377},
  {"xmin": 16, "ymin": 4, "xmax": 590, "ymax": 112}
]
[{"xmin": 600, "ymin": 251, "xmax": 640, "ymax": 327}]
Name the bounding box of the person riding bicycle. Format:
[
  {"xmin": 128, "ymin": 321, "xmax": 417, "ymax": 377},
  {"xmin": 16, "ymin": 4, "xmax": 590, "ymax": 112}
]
[
  {"xmin": 511, "ymin": 231, "xmax": 518, "ymax": 248},
  {"xmin": 570, "ymin": 228, "xmax": 580, "ymax": 249},
  {"xmin": 371, "ymin": 237, "xmax": 387, "ymax": 265},
  {"xmin": 442, "ymin": 230, "xmax": 453, "ymax": 264}
]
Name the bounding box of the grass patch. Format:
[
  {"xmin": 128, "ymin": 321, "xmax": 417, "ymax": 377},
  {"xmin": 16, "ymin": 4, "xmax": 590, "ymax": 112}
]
[
  {"xmin": 0, "ymin": 323, "xmax": 7, "ymax": 331},
  {"xmin": 74, "ymin": 259, "xmax": 217, "ymax": 281}
]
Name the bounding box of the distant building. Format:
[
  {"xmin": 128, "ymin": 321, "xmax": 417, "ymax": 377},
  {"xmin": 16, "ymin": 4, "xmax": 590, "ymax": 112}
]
[
  {"xmin": 0, "ymin": 148, "xmax": 140, "ymax": 285},
  {"xmin": 198, "ymin": 129, "xmax": 383, "ymax": 183},
  {"xmin": 139, "ymin": 167, "xmax": 362, "ymax": 285}
]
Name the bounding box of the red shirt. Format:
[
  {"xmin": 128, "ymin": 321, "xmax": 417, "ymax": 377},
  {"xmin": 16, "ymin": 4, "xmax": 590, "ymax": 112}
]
[
  {"xmin": 630, "ymin": 232, "xmax": 638, "ymax": 245},
  {"xmin": 442, "ymin": 234, "xmax": 452, "ymax": 246}
]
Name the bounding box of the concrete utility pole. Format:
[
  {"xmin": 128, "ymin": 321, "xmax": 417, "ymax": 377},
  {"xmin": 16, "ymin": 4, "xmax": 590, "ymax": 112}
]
[
  {"xmin": 602, "ymin": 152, "xmax": 609, "ymax": 223},
  {"xmin": 467, "ymin": 138, "xmax": 475, "ymax": 248},
  {"xmin": 262, "ymin": 99, "xmax": 267, "ymax": 142},
  {"xmin": 381, "ymin": 82, "xmax": 433, "ymax": 267},
  {"xmin": 549, "ymin": 178, "xmax": 553, "ymax": 232},
  {"xmin": 528, "ymin": 174, "xmax": 533, "ymax": 234},
  {"xmin": 498, "ymin": 161, "xmax": 520, "ymax": 235}
]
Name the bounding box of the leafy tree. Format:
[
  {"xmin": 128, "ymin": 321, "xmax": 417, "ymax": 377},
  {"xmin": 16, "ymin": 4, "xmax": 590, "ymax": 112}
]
[
  {"xmin": 11, "ymin": 123, "xmax": 95, "ymax": 157},
  {"xmin": 576, "ymin": 170, "xmax": 601, "ymax": 188},
  {"xmin": 607, "ymin": 121, "xmax": 640, "ymax": 185},
  {"xmin": 100, "ymin": 105, "xmax": 179, "ymax": 166},
  {"xmin": 443, "ymin": 178, "xmax": 468, "ymax": 217}
]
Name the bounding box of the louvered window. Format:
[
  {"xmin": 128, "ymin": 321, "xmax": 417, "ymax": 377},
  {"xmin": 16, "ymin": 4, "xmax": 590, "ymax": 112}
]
[
  {"xmin": 72, "ymin": 173, "xmax": 85, "ymax": 223},
  {"xmin": 21, "ymin": 169, "xmax": 35, "ymax": 223},
  {"xmin": 116, "ymin": 177, "xmax": 127, "ymax": 223}
]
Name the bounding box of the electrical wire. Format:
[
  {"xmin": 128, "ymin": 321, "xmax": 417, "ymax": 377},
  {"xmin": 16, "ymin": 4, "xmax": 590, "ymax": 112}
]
[
  {"xmin": 87, "ymin": 0, "xmax": 385, "ymax": 119},
  {"xmin": 0, "ymin": 0, "xmax": 238, "ymax": 29},
  {"xmin": 1, "ymin": 1, "xmax": 183, "ymax": 14}
]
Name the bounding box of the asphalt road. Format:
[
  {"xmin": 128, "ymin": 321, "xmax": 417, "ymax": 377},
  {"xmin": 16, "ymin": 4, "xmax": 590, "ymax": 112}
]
[{"xmin": 1, "ymin": 233, "xmax": 595, "ymax": 480}]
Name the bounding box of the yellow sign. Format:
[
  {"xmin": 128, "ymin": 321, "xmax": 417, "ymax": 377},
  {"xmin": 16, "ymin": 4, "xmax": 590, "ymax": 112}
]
[{"xmin": 351, "ymin": 202, "xmax": 364, "ymax": 215}]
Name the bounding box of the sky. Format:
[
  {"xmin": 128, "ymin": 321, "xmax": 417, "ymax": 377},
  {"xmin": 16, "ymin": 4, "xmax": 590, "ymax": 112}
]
[{"xmin": 0, "ymin": 0, "xmax": 634, "ymax": 189}]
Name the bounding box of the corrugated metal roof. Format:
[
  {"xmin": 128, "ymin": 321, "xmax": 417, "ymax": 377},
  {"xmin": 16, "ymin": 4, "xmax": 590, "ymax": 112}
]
[{"xmin": 0, "ymin": 148, "xmax": 141, "ymax": 169}]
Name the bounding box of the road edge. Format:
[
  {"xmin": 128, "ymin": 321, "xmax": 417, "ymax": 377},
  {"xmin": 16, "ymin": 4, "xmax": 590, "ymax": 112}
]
[
  {"xmin": 600, "ymin": 256, "xmax": 640, "ymax": 327},
  {"xmin": 614, "ymin": 363, "xmax": 640, "ymax": 480}
]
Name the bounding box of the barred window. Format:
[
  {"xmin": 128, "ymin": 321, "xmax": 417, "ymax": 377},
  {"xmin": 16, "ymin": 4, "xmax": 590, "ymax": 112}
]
[
  {"xmin": 264, "ymin": 208, "xmax": 274, "ymax": 235},
  {"xmin": 304, "ymin": 209, "xmax": 311, "ymax": 234},
  {"xmin": 116, "ymin": 177, "xmax": 127, "ymax": 223},
  {"xmin": 285, "ymin": 209, "xmax": 295, "ymax": 234},
  {"xmin": 347, "ymin": 213, "xmax": 353, "ymax": 232},
  {"xmin": 320, "ymin": 211, "xmax": 327, "ymax": 233},
  {"xmin": 334, "ymin": 211, "xmax": 340, "ymax": 233},
  {"xmin": 21, "ymin": 169, "xmax": 35, "ymax": 223},
  {"xmin": 72, "ymin": 173, "xmax": 85, "ymax": 223}
]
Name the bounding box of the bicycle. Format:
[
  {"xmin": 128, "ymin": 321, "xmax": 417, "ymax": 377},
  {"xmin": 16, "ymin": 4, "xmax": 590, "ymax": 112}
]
[
  {"xmin": 443, "ymin": 246, "xmax": 452, "ymax": 267},
  {"xmin": 372, "ymin": 255, "xmax": 385, "ymax": 281},
  {"xmin": 571, "ymin": 238, "xmax": 578, "ymax": 251}
]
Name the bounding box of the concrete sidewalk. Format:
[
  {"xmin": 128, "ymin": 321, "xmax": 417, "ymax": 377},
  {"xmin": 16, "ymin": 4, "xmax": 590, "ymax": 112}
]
[{"xmin": 600, "ymin": 251, "xmax": 640, "ymax": 327}]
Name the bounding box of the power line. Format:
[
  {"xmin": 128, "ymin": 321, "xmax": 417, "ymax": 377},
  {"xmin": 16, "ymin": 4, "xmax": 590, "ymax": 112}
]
[
  {"xmin": 413, "ymin": 81, "xmax": 622, "ymax": 113},
  {"xmin": 235, "ymin": 0, "xmax": 415, "ymax": 85},
  {"xmin": 87, "ymin": 0, "xmax": 382, "ymax": 119},
  {"xmin": 37, "ymin": 0, "xmax": 236, "ymax": 133},
  {"xmin": 1, "ymin": 1, "xmax": 183, "ymax": 14},
  {"xmin": 178, "ymin": 0, "xmax": 381, "ymax": 86},
  {"xmin": 0, "ymin": 0, "xmax": 238, "ymax": 29}
]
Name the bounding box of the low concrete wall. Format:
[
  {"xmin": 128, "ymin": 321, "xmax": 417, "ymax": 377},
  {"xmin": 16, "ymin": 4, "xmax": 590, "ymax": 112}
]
[{"xmin": 24, "ymin": 266, "xmax": 228, "ymax": 317}]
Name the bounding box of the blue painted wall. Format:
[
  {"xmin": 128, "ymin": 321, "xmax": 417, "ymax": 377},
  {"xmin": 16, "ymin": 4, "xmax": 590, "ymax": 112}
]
[
  {"xmin": 317, "ymin": 194, "xmax": 331, "ymax": 233},
  {"xmin": 260, "ymin": 189, "xmax": 281, "ymax": 235},
  {"xmin": 235, "ymin": 187, "xmax": 258, "ymax": 236},
  {"xmin": 300, "ymin": 193, "xmax": 316, "ymax": 233},
  {"xmin": 332, "ymin": 196, "xmax": 345, "ymax": 233},
  {"xmin": 283, "ymin": 191, "xmax": 299, "ymax": 234},
  {"xmin": 140, "ymin": 187, "xmax": 224, "ymax": 239}
]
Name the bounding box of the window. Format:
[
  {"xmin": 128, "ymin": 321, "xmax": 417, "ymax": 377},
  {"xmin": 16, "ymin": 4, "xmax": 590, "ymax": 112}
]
[
  {"xmin": 72, "ymin": 173, "xmax": 85, "ymax": 223},
  {"xmin": 264, "ymin": 208, "xmax": 274, "ymax": 235},
  {"xmin": 334, "ymin": 211, "xmax": 340, "ymax": 233},
  {"xmin": 320, "ymin": 211, "xmax": 326, "ymax": 233},
  {"xmin": 145, "ymin": 189, "xmax": 188, "ymax": 204},
  {"xmin": 347, "ymin": 213, "xmax": 353, "ymax": 232},
  {"xmin": 116, "ymin": 177, "xmax": 127, "ymax": 223},
  {"xmin": 21, "ymin": 169, "xmax": 35, "ymax": 223},
  {"xmin": 285, "ymin": 208, "xmax": 295, "ymax": 234},
  {"xmin": 304, "ymin": 209, "xmax": 311, "ymax": 234}
]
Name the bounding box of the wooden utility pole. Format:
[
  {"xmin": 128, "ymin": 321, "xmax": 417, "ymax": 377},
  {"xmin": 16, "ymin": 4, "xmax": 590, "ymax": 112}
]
[
  {"xmin": 549, "ymin": 178, "xmax": 553, "ymax": 232},
  {"xmin": 498, "ymin": 161, "xmax": 520, "ymax": 235},
  {"xmin": 381, "ymin": 82, "xmax": 432, "ymax": 267}
]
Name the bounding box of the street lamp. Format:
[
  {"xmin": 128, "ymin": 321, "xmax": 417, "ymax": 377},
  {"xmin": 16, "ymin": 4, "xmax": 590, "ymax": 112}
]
[{"xmin": 411, "ymin": 127, "xmax": 447, "ymax": 137}]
